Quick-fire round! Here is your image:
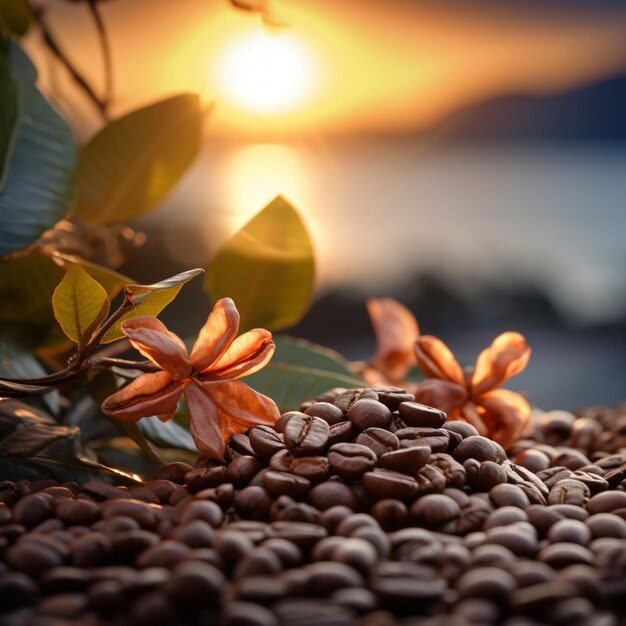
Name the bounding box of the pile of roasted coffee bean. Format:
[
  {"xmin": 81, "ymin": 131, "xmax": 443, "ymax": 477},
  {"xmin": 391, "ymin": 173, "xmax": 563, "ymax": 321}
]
[{"xmin": 1, "ymin": 388, "xmax": 625, "ymax": 626}]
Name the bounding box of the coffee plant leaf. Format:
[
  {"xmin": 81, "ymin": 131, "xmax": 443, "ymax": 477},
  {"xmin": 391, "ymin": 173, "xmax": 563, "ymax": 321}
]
[
  {"xmin": 245, "ymin": 335, "xmax": 363, "ymax": 411},
  {"xmin": 52, "ymin": 264, "xmax": 110, "ymax": 348},
  {"xmin": 0, "ymin": 399, "xmax": 139, "ymax": 484},
  {"xmin": 101, "ymin": 268, "xmax": 203, "ymax": 343},
  {"xmin": 0, "ymin": 40, "xmax": 18, "ymax": 186},
  {"xmin": 138, "ymin": 415, "xmax": 197, "ymax": 453},
  {"xmin": 205, "ymin": 195, "xmax": 315, "ymax": 332},
  {"xmin": 0, "ymin": 0, "xmax": 32, "ymax": 37},
  {"xmin": 0, "ymin": 45, "xmax": 77, "ymax": 256},
  {"xmin": 74, "ymin": 94, "xmax": 204, "ymax": 226}
]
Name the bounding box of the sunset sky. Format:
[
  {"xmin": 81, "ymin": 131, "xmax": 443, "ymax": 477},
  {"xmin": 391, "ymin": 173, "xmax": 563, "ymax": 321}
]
[{"xmin": 26, "ymin": 0, "xmax": 626, "ymax": 140}]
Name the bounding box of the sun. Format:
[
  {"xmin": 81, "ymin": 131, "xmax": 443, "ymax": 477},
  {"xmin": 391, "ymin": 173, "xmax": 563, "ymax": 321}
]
[{"xmin": 215, "ymin": 29, "xmax": 319, "ymax": 114}]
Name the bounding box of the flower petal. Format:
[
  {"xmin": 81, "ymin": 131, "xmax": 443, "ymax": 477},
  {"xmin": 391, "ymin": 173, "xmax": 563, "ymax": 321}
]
[
  {"xmin": 460, "ymin": 401, "xmax": 488, "ymax": 435},
  {"xmin": 476, "ymin": 388, "xmax": 532, "ymax": 449},
  {"xmin": 184, "ymin": 380, "xmax": 227, "ymax": 460},
  {"xmin": 414, "ymin": 378, "xmax": 467, "ymax": 415},
  {"xmin": 199, "ymin": 329, "xmax": 275, "ymax": 380},
  {"xmin": 121, "ymin": 317, "xmax": 191, "ymax": 379},
  {"xmin": 197, "ymin": 379, "xmax": 279, "ymax": 433},
  {"xmin": 470, "ymin": 332, "xmax": 531, "ymax": 396},
  {"xmin": 366, "ymin": 298, "xmax": 419, "ymax": 384},
  {"xmin": 414, "ymin": 336, "xmax": 465, "ymax": 385},
  {"xmin": 189, "ymin": 298, "xmax": 240, "ymax": 373},
  {"xmin": 101, "ymin": 371, "xmax": 182, "ymax": 422}
]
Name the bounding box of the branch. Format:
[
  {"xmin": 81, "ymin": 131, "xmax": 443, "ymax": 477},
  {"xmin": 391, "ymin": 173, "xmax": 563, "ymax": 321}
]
[
  {"xmin": 93, "ymin": 358, "xmax": 160, "ymax": 373},
  {"xmin": 87, "ymin": 0, "xmax": 113, "ymax": 114}
]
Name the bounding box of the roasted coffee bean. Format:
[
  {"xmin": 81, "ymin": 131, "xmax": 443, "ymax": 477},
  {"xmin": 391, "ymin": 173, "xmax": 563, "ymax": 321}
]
[
  {"xmin": 234, "ymin": 546, "xmax": 283, "ymax": 578},
  {"xmin": 273, "ymin": 598, "xmax": 356, "ymax": 626},
  {"xmin": 396, "ymin": 427, "xmax": 450, "ymax": 453},
  {"xmin": 465, "ymin": 459, "xmax": 508, "ymax": 491},
  {"xmin": 370, "ymin": 561, "xmax": 446, "ymax": 607},
  {"xmin": 226, "ymin": 433, "xmax": 258, "ymax": 461},
  {"xmin": 248, "ymin": 426, "xmax": 286, "ymax": 460},
  {"xmin": 380, "ymin": 446, "xmax": 430, "ymax": 475},
  {"xmin": 233, "ymin": 486, "xmax": 273, "ymax": 520},
  {"xmin": 513, "ymin": 449, "xmax": 551, "ymax": 473},
  {"xmin": 270, "ymin": 521, "xmax": 327, "ymax": 549},
  {"xmin": 263, "ymin": 471, "xmax": 311, "ymax": 499},
  {"xmin": 219, "ymin": 600, "xmax": 279, "ymax": 626},
  {"xmin": 442, "ymin": 421, "xmax": 480, "ymax": 439},
  {"xmin": 165, "ymin": 560, "xmax": 225, "ymax": 606},
  {"xmin": 484, "ymin": 522, "xmax": 538, "ymax": 557},
  {"xmin": 331, "ymin": 537, "xmax": 378, "ymax": 572},
  {"xmin": 154, "ymin": 462, "xmax": 194, "ymax": 484},
  {"xmin": 585, "ymin": 513, "xmax": 626, "ymax": 538},
  {"xmin": 374, "ymin": 388, "xmax": 415, "ymax": 411},
  {"xmin": 397, "ymin": 401, "xmax": 446, "ymax": 428},
  {"xmin": 270, "ymin": 450, "xmax": 330, "ymax": 483},
  {"xmin": 356, "ymin": 428, "xmax": 399, "ymax": 458},
  {"xmin": 83, "ymin": 480, "xmax": 127, "ymax": 501},
  {"xmin": 456, "ymin": 566, "xmax": 517, "ymax": 599},
  {"xmin": 509, "ymin": 581, "xmax": 577, "ymax": 613},
  {"xmin": 415, "ymin": 464, "xmax": 447, "ymax": 496},
  {"xmin": 363, "ymin": 469, "xmax": 419, "ymax": 501},
  {"xmin": 547, "ymin": 519, "xmax": 591, "ymax": 545},
  {"xmin": 136, "ymin": 540, "xmax": 191, "ymax": 568},
  {"xmin": 13, "ymin": 493, "xmax": 53, "ymax": 528},
  {"xmin": 227, "ymin": 455, "xmax": 263, "ymax": 487},
  {"xmin": 549, "ymin": 503, "xmax": 589, "ymax": 521},
  {"xmin": 548, "ymin": 479, "xmax": 591, "ymax": 506},
  {"xmin": 453, "ymin": 436, "xmax": 507, "ymax": 464},
  {"xmin": 538, "ymin": 410, "xmax": 577, "ymax": 440},
  {"xmin": 196, "ymin": 483, "xmax": 235, "ymax": 510},
  {"xmin": 101, "ymin": 499, "xmax": 162, "ymax": 530},
  {"xmin": 552, "ymin": 448, "xmax": 590, "ymax": 471},
  {"xmin": 327, "ymin": 421, "xmax": 355, "ymax": 446},
  {"xmin": 483, "ymin": 506, "xmax": 529, "ymax": 530},
  {"xmin": 347, "ymin": 399, "xmax": 393, "ymax": 431},
  {"xmin": 489, "ymin": 483, "xmax": 531, "ymax": 509},
  {"xmin": 538, "ymin": 542, "xmax": 594, "ymax": 568},
  {"xmin": 6, "ymin": 541, "xmax": 64, "ymax": 576},
  {"xmin": 111, "ymin": 529, "xmax": 159, "ymax": 559},
  {"xmin": 177, "ymin": 500, "xmax": 223, "ymax": 527},
  {"xmin": 411, "ymin": 494, "xmax": 461, "ymax": 526},
  {"xmin": 586, "ymin": 490, "xmax": 626, "ymax": 514},
  {"xmin": 537, "ymin": 466, "xmax": 573, "ymax": 489},
  {"xmin": 429, "ymin": 453, "xmax": 466, "ymax": 488},
  {"xmin": 328, "ymin": 443, "xmax": 377, "ymax": 480},
  {"xmin": 371, "ymin": 499, "xmax": 408, "ymax": 531},
  {"xmin": 307, "ymin": 481, "xmax": 359, "ymax": 511},
  {"xmin": 168, "ymin": 520, "xmax": 215, "ymax": 548},
  {"xmin": 304, "ymin": 401, "xmax": 346, "ymax": 425},
  {"xmin": 54, "ymin": 498, "xmax": 99, "ymax": 526},
  {"xmin": 284, "ymin": 414, "xmax": 330, "ymax": 456},
  {"xmin": 274, "ymin": 501, "xmax": 321, "ymax": 524},
  {"xmin": 185, "ymin": 466, "xmax": 228, "ymax": 492},
  {"xmin": 334, "ymin": 388, "xmax": 378, "ymax": 413}
]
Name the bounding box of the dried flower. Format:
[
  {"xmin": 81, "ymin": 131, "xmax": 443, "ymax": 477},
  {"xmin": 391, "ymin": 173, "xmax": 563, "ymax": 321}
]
[
  {"xmin": 101, "ymin": 298, "xmax": 280, "ymax": 460},
  {"xmin": 414, "ymin": 332, "xmax": 532, "ymax": 448},
  {"xmin": 360, "ymin": 297, "xmax": 420, "ymax": 386}
]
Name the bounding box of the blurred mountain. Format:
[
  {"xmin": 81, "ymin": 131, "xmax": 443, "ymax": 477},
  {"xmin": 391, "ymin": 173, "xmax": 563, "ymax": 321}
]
[{"xmin": 428, "ymin": 74, "xmax": 626, "ymax": 141}]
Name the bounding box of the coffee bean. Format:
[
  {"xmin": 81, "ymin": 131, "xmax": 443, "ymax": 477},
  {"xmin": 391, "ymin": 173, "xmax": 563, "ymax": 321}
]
[
  {"xmin": 38, "ymin": 592, "xmax": 88, "ymax": 617},
  {"xmin": 484, "ymin": 523, "xmax": 538, "ymax": 557},
  {"xmin": 380, "ymin": 446, "xmax": 430, "ymax": 475},
  {"xmin": 327, "ymin": 421, "xmax": 355, "ymax": 446},
  {"xmin": 347, "ymin": 399, "xmax": 392, "ymax": 431},
  {"xmin": 585, "ymin": 513, "xmax": 626, "ymax": 538},
  {"xmin": 509, "ymin": 581, "xmax": 577, "ymax": 613},
  {"xmin": 465, "ymin": 460, "xmax": 508, "ymax": 491},
  {"xmin": 547, "ymin": 519, "xmax": 592, "ymax": 545},
  {"xmin": 307, "ymin": 482, "xmax": 359, "ymax": 511},
  {"xmin": 510, "ymin": 560, "xmax": 555, "ymax": 588},
  {"xmin": 13, "ymin": 493, "xmax": 53, "ymax": 528},
  {"xmin": 177, "ymin": 500, "xmax": 223, "ymax": 527},
  {"xmin": 111, "ymin": 529, "xmax": 159, "ymax": 559},
  {"xmin": 270, "ymin": 450, "xmax": 330, "ymax": 483},
  {"xmin": 165, "ymin": 560, "xmax": 225, "ymax": 606},
  {"xmin": 415, "ymin": 464, "xmax": 447, "ymax": 496},
  {"xmin": 411, "ymin": 494, "xmax": 461, "ymax": 527},
  {"xmin": 453, "ymin": 436, "xmax": 507, "ymax": 464},
  {"xmin": 489, "ymin": 484, "xmax": 531, "ymax": 509},
  {"xmin": 442, "ymin": 421, "xmax": 480, "ymax": 439},
  {"xmin": 263, "ymin": 471, "xmax": 311, "ymax": 499},
  {"xmin": 513, "ymin": 449, "xmax": 551, "ymax": 473},
  {"xmin": 370, "ymin": 561, "xmax": 446, "ymax": 607},
  {"xmin": 552, "ymin": 449, "xmax": 590, "ymax": 471},
  {"xmin": 586, "ymin": 490, "xmax": 626, "ymax": 515},
  {"xmin": 328, "ymin": 443, "xmax": 377, "ymax": 480},
  {"xmin": 331, "ymin": 537, "xmax": 378, "ymax": 572},
  {"xmin": 220, "ymin": 601, "xmax": 279, "ymax": 626},
  {"xmin": 334, "ymin": 388, "xmax": 378, "ymax": 413},
  {"xmin": 484, "ymin": 506, "xmax": 529, "ymax": 530},
  {"xmin": 429, "ymin": 453, "xmax": 466, "ymax": 488},
  {"xmin": 6, "ymin": 541, "xmax": 63, "ymax": 576},
  {"xmin": 233, "ymin": 486, "xmax": 273, "ymax": 520},
  {"xmin": 168, "ymin": 520, "xmax": 215, "ymax": 548},
  {"xmin": 548, "ymin": 479, "xmax": 591, "ymax": 506},
  {"xmin": 398, "ymin": 402, "xmax": 446, "ymax": 428},
  {"xmin": 269, "ymin": 521, "xmax": 327, "ymax": 549},
  {"xmin": 262, "ymin": 537, "xmax": 303, "ymax": 568},
  {"xmin": 456, "ymin": 566, "xmax": 517, "ymax": 598},
  {"xmin": 247, "ymin": 426, "xmax": 286, "ymax": 461},
  {"xmin": 234, "ymin": 546, "xmax": 283, "ymax": 578},
  {"xmin": 363, "ymin": 469, "xmax": 419, "ymax": 501},
  {"xmin": 538, "ymin": 543, "xmax": 594, "ymax": 568},
  {"xmin": 83, "ymin": 480, "xmax": 127, "ymax": 501},
  {"xmin": 396, "ymin": 427, "xmax": 451, "ymax": 453},
  {"xmin": 273, "ymin": 598, "xmax": 356, "ymax": 626},
  {"xmin": 196, "ymin": 483, "xmax": 235, "ymax": 510},
  {"xmin": 154, "ymin": 462, "xmax": 194, "ymax": 484},
  {"xmin": 284, "ymin": 414, "xmax": 330, "ymax": 457},
  {"xmin": 304, "ymin": 402, "xmax": 346, "ymax": 425},
  {"xmin": 185, "ymin": 466, "xmax": 228, "ymax": 492},
  {"xmin": 136, "ymin": 540, "xmax": 190, "ymax": 568},
  {"xmin": 370, "ymin": 499, "xmax": 408, "ymax": 531},
  {"xmin": 356, "ymin": 428, "xmax": 399, "ymax": 458},
  {"xmin": 0, "ymin": 571, "xmax": 37, "ymax": 607}
]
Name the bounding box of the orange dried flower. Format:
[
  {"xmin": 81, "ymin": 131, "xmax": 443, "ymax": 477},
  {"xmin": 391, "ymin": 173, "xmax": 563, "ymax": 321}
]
[
  {"xmin": 101, "ymin": 298, "xmax": 280, "ymax": 460},
  {"xmin": 414, "ymin": 332, "xmax": 532, "ymax": 448},
  {"xmin": 361, "ymin": 297, "xmax": 420, "ymax": 386}
]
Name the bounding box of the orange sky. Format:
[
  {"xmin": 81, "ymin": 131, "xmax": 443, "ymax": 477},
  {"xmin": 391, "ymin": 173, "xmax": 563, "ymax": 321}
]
[{"xmin": 25, "ymin": 0, "xmax": 626, "ymax": 140}]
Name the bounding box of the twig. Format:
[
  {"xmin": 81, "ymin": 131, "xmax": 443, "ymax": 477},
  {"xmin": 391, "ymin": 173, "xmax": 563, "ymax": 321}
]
[
  {"xmin": 86, "ymin": 0, "xmax": 113, "ymax": 115},
  {"xmin": 93, "ymin": 358, "xmax": 159, "ymax": 374}
]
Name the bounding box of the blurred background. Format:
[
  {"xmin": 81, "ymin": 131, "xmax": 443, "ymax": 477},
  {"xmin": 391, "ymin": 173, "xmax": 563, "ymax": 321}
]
[{"xmin": 24, "ymin": 0, "xmax": 626, "ymax": 409}]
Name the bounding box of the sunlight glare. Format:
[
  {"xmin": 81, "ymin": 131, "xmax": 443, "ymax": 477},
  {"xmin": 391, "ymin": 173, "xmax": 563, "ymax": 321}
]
[{"xmin": 215, "ymin": 30, "xmax": 319, "ymax": 114}]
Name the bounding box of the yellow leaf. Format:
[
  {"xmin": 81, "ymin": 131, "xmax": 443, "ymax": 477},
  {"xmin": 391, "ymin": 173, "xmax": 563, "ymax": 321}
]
[
  {"xmin": 52, "ymin": 265, "xmax": 110, "ymax": 349},
  {"xmin": 205, "ymin": 195, "xmax": 315, "ymax": 331}
]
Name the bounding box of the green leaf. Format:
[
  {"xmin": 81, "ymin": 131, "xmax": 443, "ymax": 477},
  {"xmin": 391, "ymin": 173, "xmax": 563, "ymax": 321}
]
[
  {"xmin": 138, "ymin": 416, "xmax": 197, "ymax": 453},
  {"xmin": 0, "ymin": 252, "xmax": 130, "ymax": 351},
  {"xmin": 112, "ymin": 419, "xmax": 165, "ymax": 466},
  {"xmin": 52, "ymin": 264, "xmax": 110, "ymax": 349},
  {"xmin": 205, "ymin": 195, "xmax": 315, "ymax": 332},
  {"xmin": 0, "ymin": 0, "xmax": 32, "ymax": 37},
  {"xmin": 0, "ymin": 44, "xmax": 77, "ymax": 257},
  {"xmin": 0, "ymin": 40, "xmax": 19, "ymax": 186},
  {"xmin": 74, "ymin": 94, "xmax": 204, "ymax": 226},
  {"xmin": 0, "ymin": 399, "xmax": 139, "ymax": 485},
  {"xmin": 93, "ymin": 440, "xmax": 163, "ymax": 480},
  {"xmin": 101, "ymin": 268, "xmax": 203, "ymax": 343},
  {"xmin": 0, "ymin": 339, "xmax": 59, "ymax": 413},
  {"xmin": 245, "ymin": 335, "xmax": 363, "ymax": 411}
]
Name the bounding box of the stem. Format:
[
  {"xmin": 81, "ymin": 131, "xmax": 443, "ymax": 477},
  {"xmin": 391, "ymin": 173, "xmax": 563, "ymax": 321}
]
[
  {"xmin": 87, "ymin": 0, "xmax": 113, "ymax": 115},
  {"xmin": 83, "ymin": 295, "xmax": 135, "ymax": 358},
  {"xmin": 28, "ymin": 3, "xmax": 108, "ymax": 121},
  {"xmin": 94, "ymin": 358, "xmax": 159, "ymax": 373}
]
